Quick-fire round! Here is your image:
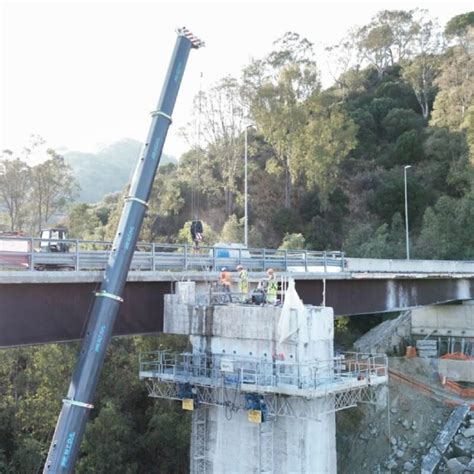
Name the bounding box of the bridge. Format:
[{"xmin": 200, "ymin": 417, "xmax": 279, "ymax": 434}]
[{"xmin": 1, "ymin": 239, "xmax": 473, "ymax": 348}]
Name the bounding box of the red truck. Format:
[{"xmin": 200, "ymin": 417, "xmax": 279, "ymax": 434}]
[{"xmin": 0, "ymin": 232, "xmax": 31, "ymax": 268}]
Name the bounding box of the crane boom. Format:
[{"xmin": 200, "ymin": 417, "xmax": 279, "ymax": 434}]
[{"xmin": 43, "ymin": 28, "xmax": 203, "ymax": 473}]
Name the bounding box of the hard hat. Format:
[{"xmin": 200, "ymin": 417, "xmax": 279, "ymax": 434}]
[
  {"xmin": 237, "ymin": 265, "xmax": 243, "ymax": 270},
  {"xmin": 221, "ymin": 267, "xmax": 227, "ymax": 271}
]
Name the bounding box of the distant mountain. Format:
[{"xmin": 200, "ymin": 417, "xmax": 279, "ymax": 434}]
[{"xmin": 63, "ymin": 138, "xmax": 177, "ymax": 203}]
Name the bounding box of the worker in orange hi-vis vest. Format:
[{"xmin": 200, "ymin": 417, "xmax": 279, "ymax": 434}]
[{"xmin": 219, "ymin": 267, "xmax": 233, "ymax": 302}]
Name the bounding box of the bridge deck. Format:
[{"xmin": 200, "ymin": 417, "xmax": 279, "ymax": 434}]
[{"xmin": 1, "ymin": 264, "xmax": 473, "ymax": 349}]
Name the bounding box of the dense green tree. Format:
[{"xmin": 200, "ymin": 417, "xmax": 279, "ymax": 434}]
[
  {"xmin": 242, "ymin": 32, "xmax": 320, "ymax": 208},
  {"xmin": 430, "ymin": 29, "xmax": 474, "ymax": 130},
  {"xmin": 382, "ymin": 108, "xmax": 425, "ymax": 140},
  {"xmin": 294, "ymin": 96, "xmax": 358, "ymax": 203},
  {"xmin": 279, "ymin": 232, "xmax": 305, "ymax": 250},
  {"xmin": 220, "ymin": 214, "xmax": 243, "ymax": 243},
  {"xmin": 30, "ymin": 149, "xmax": 79, "ymax": 233},
  {"xmin": 416, "ymin": 192, "xmax": 474, "ymax": 259},
  {"xmin": 0, "ymin": 154, "xmax": 31, "ymax": 231}
]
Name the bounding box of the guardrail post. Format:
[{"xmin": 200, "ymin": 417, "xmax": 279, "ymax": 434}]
[
  {"xmin": 75, "ymin": 239, "xmax": 80, "ymax": 271},
  {"xmin": 262, "ymin": 248, "xmax": 266, "ymax": 271},
  {"xmin": 184, "ymin": 244, "xmax": 188, "ymax": 271},
  {"xmin": 212, "ymin": 247, "xmax": 216, "ymax": 271},
  {"xmin": 284, "ymin": 250, "xmax": 288, "ymax": 271},
  {"xmin": 304, "ymin": 250, "xmax": 308, "ymax": 272},
  {"xmin": 152, "ymin": 243, "xmax": 156, "ymax": 271},
  {"xmin": 238, "ymin": 247, "xmax": 242, "ymax": 266},
  {"xmin": 323, "ymin": 251, "xmax": 327, "ymax": 273},
  {"xmin": 29, "ymin": 237, "xmax": 34, "ymax": 271},
  {"xmin": 341, "ymin": 252, "xmax": 345, "ymax": 270}
]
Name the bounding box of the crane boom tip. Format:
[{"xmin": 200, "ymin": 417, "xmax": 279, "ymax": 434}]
[{"xmin": 177, "ymin": 27, "xmax": 205, "ymax": 48}]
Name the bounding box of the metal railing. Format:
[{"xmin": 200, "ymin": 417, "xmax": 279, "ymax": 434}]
[
  {"xmin": 0, "ymin": 236, "xmax": 345, "ymax": 273},
  {"xmin": 139, "ymin": 351, "xmax": 388, "ymax": 393}
]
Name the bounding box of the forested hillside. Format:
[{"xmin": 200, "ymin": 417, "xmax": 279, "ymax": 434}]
[
  {"xmin": 0, "ymin": 9, "xmax": 472, "ymax": 473},
  {"xmin": 60, "ymin": 10, "xmax": 473, "ymax": 259}
]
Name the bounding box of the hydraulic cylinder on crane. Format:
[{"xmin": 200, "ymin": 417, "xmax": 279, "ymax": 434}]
[{"xmin": 43, "ymin": 28, "xmax": 203, "ymax": 473}]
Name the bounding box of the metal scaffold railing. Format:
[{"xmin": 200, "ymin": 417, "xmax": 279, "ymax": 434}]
[
  {"xmin": 139, "ymin": 351, "xmax": 388, "ymax": 395},
  {"xmin": 139, "ymin": 351, "xmax": 388, "ymax": 420}
]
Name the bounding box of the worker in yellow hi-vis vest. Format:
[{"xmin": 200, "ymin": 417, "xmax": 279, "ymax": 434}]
[
  {"xmin": 266, "ymin": 268, "xmax": 278, "ymax": 304},
  {"xmin": 237, "ymin": 265, "xmax": 249, "ymax": 295}
]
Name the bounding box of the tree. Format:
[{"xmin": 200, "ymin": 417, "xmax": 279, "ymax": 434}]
[
  {"xmin": 279, "ymin": 232, "xmax": 305, "ymax": 250},
  {"xmin": 401, "ymin": 17, "xmax": 442, "ymax": 119},
  {"xmin": 324, "ymin": 32, "xmax": 359, "ymax": 97},
  {"xmin": 67, "ymin": 203, "xmax": 101, "ymax": 239},
  {"xmin": 30, "ymin": 149, "xmax": 79, "ymax": 232},
  {"xmin": 294, "ymin": 97, "xmax": 358, "ymax": 204},
  {"xmin": 187, "ymin": 76, "xmax": 246, "ymax": 217},
  {"xmin": 219, "ymin": 214, "xmax": 243, "ymax": 243},
  {"xmin": 444, "ymin": 12, "xmax": 474, "ymax": 50},
  {"xmin": 430, "ymin": 27, "xmax": 474, "ymax": 130},
  {"xmin": 382, "ymin": 108, "xmax": 424, "ymax": 140},
  {"xmin": 0, "ymin": 153, "xmax": 31, "ymax": 231},
  {"xmin": 242, "ymin": 32, "xmax": 320, "ymax": 208},
  {"xmin": 416, "ymin": 192, "xmax": 474, "ymax": 259},
  {"xmin": 77, "ymin": 402, "xmax": 137, "ymax": 473},
  {"xmin": 354, "ymin": 10, "xmax": 422, "ymax": 78}
]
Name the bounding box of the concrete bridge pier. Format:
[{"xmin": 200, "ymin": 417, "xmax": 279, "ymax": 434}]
[{"xmin": 139, "ymin": 281, "xmax": 388, "ymax": 473}]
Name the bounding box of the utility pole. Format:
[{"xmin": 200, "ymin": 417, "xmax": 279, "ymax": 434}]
[{"xmin": 404, "ymin": 165, "xmax": 411, "ymax": 260}]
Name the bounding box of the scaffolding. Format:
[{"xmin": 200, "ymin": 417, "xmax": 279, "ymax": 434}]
[
  {"xmin": 190, "ymin": 407, "xmax": 208, "ymax": 474},
  {"xmin": 139, "ymin": 350, "xmax": 388, "ymax": 420}
]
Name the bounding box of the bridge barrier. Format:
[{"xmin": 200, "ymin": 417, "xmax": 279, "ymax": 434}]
[{"xmin": 0, "ymin": 236, "xmax": 345, "ymax": 273}]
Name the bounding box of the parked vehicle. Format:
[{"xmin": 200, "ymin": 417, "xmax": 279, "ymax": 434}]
[
  {"xmin": 208, "ymin": 243, "xmax": 251, "ymax": 271},
  {"xmin": 39, "ymin": 227, "xmax": 70, "ymax": 253},
  {"xmin": 0, "ymin": 232, "xmax": 30, "ymax": 268},
  {"xmin": 0, "ymin": 228, "xmax": 71, "ymax": 270}
]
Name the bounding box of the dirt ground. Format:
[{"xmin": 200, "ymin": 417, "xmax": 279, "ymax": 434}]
[{"xmin": 337, "ymin": 357, "xmax": 454, "ymax": 473}]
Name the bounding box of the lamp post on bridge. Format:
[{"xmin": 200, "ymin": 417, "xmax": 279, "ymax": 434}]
[{"xmin": 404, "ymin": 165, "xmax": 411, "ymax": 260}]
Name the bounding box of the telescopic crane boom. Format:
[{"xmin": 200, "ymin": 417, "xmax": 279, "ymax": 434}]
[{"xmin": 43, "ymin": 28, "xmax": 203, "ymax": 473}]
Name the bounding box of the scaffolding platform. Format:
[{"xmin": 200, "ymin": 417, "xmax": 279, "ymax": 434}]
[{"xmin": 139, "ymin": 351, "xmax": 388, "ymax": 419}]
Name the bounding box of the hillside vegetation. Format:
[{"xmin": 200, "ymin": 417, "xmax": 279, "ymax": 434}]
[{"xmin": 62, "ymin": 10, "xmax": 473, "ymax": 259}]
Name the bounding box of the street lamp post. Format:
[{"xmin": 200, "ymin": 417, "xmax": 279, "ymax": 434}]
[{"xmin": 404, "ymin": 165, "xmax": 412, "ymax": 260}]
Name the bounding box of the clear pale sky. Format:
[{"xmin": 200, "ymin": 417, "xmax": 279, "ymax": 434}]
[{"xmin": 1, "ymin": 0, "xmax": 471, "ymax": 159}]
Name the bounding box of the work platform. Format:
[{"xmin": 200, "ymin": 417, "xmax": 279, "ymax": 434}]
[{"xmin": 140, "ymin": 350, "xmax": 387, "ymax": 407}]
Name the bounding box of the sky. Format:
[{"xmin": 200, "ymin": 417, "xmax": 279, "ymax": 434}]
[{"xmin": 1, "ymin": 0, "xmax": 472, "ymax": 160}]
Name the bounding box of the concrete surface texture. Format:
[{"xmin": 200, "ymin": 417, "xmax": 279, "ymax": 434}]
[
  {"xmin": 438, "ymin": 359, "xmax": 474, "ymax": 383},
  {"xmin": 412, "ymin": 304, "xmax": 474, "ymax": 338}
]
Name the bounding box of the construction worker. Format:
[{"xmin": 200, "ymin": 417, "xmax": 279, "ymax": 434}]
[
  {"xmin": 266, "ymin": 268, "xmax": 278, "ymax": 304},
  {"xmin": 236, "ymin": 265, "xmax": 249, "ymax": 295},
  {"xmin": 219, "ymin": 267, "xmax": 232, "ymax": 302}
]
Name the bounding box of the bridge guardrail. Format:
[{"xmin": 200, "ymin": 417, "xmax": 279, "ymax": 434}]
[{"xmin": 0, "ymin": 236, "xmax": 345, "ymax": 273}]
